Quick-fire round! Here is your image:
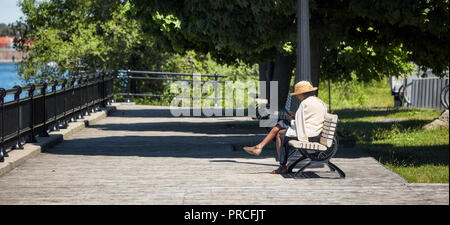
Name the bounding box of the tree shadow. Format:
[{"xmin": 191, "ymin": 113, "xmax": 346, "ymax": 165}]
[
  {"xmin": 44, "ymin": 135, "xmax": 278, "ymax": 159},
  {"xmin": 110, "ymin": 107, "xmax": 255, "ymax": 118},
  {"xmin": 41, "ymin": 106, "xmax": 447, "ymax": 177},
  {"xmin": 209, "ymin": 158, "xmax": 341, "ymax": 179},
  {"xmin": 337, "ymin": 119, "xmax": 434, "ymax": 142},
  {"xmin": 90, "ymin": 121, "xmax": 265, "ymax": 135},
  {"xmin": 335, "ymin": 118, "xmax": 448, "ymax": 167},
  {"xmin": 363, "ymin": 144, "xmax": 449, "ymax": 167}
]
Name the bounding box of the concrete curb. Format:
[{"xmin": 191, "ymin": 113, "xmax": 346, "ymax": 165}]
[{"xmin": 0, "ymin": 106, "xmax": 116, "ymax": 177}]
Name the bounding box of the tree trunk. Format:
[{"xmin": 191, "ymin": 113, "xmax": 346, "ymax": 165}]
[
  {"xmin": 292, "ymin": 36, "xmax": 323, "ymax": 111},
  {"xmin": 258, "ymin": 61, "xmax": 275, "ymax": 99},
  {"xmin": 310, "ymin": 36, "xmax": 323, "ymax": 91},
  {"xmin": 258, "ymin": 62, "xmax": 268, "ymax": 99},
  {"xmin": 271, "ymin": 51, "xmax": 295, "ymax": 110}
]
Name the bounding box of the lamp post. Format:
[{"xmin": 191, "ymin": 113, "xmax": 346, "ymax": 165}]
[
  {"xmin": 291, "ymin": 0, "xmax": 311, "ymax": 110},
  {"xmin": 296, "ymin": 0, "xmax": 311, "ymax": 83}
]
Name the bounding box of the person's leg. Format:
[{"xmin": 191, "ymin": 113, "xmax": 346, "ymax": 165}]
[
  {"xmin": 258, "ymin": 124, "xmax": 282, "ymax": 148},
  {"xmin": 271, "ymin": 133, "xmax": 292, "ymax": 174},
  {"xmin": 275, "ymin": 129, "xmax": 286, "ymax": 159},
  {"xmin": 243, "ymin": 124, "xmax": 282, "ymax": 156},
  {"xmin": 278, "ymin": 133, "xmax": 290, "ymax": 166}
]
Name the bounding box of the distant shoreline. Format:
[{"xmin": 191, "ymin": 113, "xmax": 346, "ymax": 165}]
[
  {"xmin": 0, "ymin": 48, "xmax": 25, "ymax": 63},
  {"xmin": 0, "ymin": 59, "xmax": 21, "ymax": 63}
]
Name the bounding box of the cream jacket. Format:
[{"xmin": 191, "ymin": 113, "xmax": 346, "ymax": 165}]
[{"xmin": 285, "ymin": 96, "xmax": 327, "ymax": 141}]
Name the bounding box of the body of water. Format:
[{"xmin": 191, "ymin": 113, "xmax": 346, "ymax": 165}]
[
  {"xmin": 0, "ymin": 62, "xmax": 23, "ymax": 90},
  {"xmin": 0, "ymin": 63, "xmax": 25, "ymax": 102}
]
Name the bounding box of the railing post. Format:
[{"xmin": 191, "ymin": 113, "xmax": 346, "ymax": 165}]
[
  {"xmin": 78, "ymin": 77, "xmax": 84, "ymax": 119},
  {"xmin": 12, "ymin": 85, "xmax": 23, "ymax": 150},
  {"xmin": 111, "ymin": 71, "xmax": 115, "ymax": 104},
  {"xmin": 70, "ymin": 78, "xmax": 76, "ymax": 122},
  {"xmin": 39, "ymin": 82, "xmax": 49, "ymax": 137},
  {"xmin": 91, "ymin": 75, "xmax": 96, "ymax": 112},
  {"xmin": 93, "ymin": 74, "xmax": 100, "ymax": 112},
  {"xmin": 214, "ymin": 73, "xmax": 218, "ymax": 107},
  {"xmin": 85, "ymin": 76, "xmax": 91, "ymax": 116},
  {"xmin": 27, "ymin": 84, "xmax": 37, "ymax": 143},
  {"xmin": 51, "ymin": 81, "xmax": 59, "ymax": 131},
  {"xmin": 0, "ymin": 88, "xmax": 7, "ymax": 161},
  {"xmin": 126, "ymin": 70, "xmax": 131, "ymax": 103},
  {"xmin": 60, "ymin": 79, "xmax": 68, "ymax": 129},
  {"xmin": 101, "ymin": 72, "xmax": 107, "ymax": 107}
]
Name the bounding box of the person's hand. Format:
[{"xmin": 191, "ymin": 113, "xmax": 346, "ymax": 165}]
[
  {"xmin": 286, "ymin": 111, "xmax": 294, "ymax": 121},
  {"xmin": 287, "ymin": 113, "xmax": 294, "ymax": 121}
]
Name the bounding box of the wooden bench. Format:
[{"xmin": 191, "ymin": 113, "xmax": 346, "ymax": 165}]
[{"xmin": 287, "ymin": 113, "xmax": 345, "ymax": 178}]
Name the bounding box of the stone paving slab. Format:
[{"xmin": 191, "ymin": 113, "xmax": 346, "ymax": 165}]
[
  {"xmin": 0, "ymin": 104, "xmax": 448, "ymax": 205},
  {"xmin": 0, "ymin": 106, "xmax": 116, "ymax": 177}
]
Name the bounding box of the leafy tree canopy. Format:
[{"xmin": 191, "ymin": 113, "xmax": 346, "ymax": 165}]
[
  {"xmin": 0, "ymin": 23, "xmax": 16, "ymax": 36},
  {"xmin": 130, "ymin": 0, "xmax": 449, "ymax": 80},
  {"xmin": 14, "ymin": 0, "xmax": 161, "ymax": 82}
]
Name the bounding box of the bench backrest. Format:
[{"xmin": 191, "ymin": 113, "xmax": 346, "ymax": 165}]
[{"xmin": 319, "ymin": 113, "xmax": 338, "ymax": 148}]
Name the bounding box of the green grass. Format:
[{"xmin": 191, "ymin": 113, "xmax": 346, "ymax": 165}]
[
  {"xmin": 386, "ymin": 164, "xmax": 449, "ymax": 183},
  {"xmin": 362, "ymin": 124, "xmax": 449, "ymax": 183},
  {"xmin": 328, "ymin": 80, "xmax": 449, "ymax": 183},
  {"xmin": 318, "ymin": 76, "xmax": 394, "ymax": 109}
]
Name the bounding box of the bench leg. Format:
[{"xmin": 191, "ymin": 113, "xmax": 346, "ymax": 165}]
[
  {"xmin": 288, "ymin": 155, "xmax": 307, "ymax": 173},
  {"xmin": 327, "ymin": 162, "xmax": 345, "ymax": 178},
  {"xmin": 287, "ymin": 149, "xmax": 297, "ymax": 158},
  {"xmin": 294, "ymin": 161, "xmax": 311, "ymax": 178},
  {"xmin": 327, "ymin": 163, "xmax": 336, "ymax": 172}
]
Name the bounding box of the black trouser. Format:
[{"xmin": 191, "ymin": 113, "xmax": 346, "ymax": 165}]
[{"xmin": 279, "ymin": 133, "xmax": 321, "ymax": 166}]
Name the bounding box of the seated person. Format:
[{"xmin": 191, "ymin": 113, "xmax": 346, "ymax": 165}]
[
  {"xmin": 243, "ymin": 94, "xmax": 294, "ymax": 158},
  {"xmin": 274, "ymin": 81, "xmax": 327, "ymax": 174},
  {"xmin": 244, "ymin": 81, "xmax": 327, "ymax": 174}
]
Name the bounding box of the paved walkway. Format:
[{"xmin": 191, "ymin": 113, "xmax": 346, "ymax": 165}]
[{"xmin": 0, "ymin": 104, "xmax": 448, "ymax": 204}]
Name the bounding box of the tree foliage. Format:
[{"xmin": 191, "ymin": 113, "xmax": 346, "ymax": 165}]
[
  {"xmin": 14, "ymin": 0, "xmax": 162, "ymax": 82},
  {"xmin": 14, "ymin": 0, "xmax": 259, "ymax": 80},
  {"xmin": 13, "ymin": 0, "xmax": 260, "ymax": 106},
  {"xmin": 130, "ymin": 0, "xmax": 449, "ymax": 81},
  {"xmin": 0, "ymin": 23, "xmax": 16, "ymax": 36}
]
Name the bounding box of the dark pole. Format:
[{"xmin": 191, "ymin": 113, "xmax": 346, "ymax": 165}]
[
  {"xmin": 293, "ymin": 0, "xmax": 311, "ymax": 110},
  {"xmin": 328, "ymin": 79, "xmax": 331, "ymax": 112},
  {"xmin": 296, "ymin": 0, "xmax": 311, "ymax": 83}
]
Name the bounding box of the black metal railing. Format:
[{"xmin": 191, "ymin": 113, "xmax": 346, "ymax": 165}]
[
  {"xmin": 0, "ymin": 71, "xmax": 114, "ymax": 162},
  {"xmin": 115, "ymin": 70, "xmax": 228, "ymax": 107},
  {"xmin": 0, "ymin": 69, "xmax": 229, "ymax": 162}
]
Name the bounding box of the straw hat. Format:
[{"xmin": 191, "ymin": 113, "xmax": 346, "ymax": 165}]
[{"xmin": 290, "ymin": 81, "xmax": 318, "ymax": 96}]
